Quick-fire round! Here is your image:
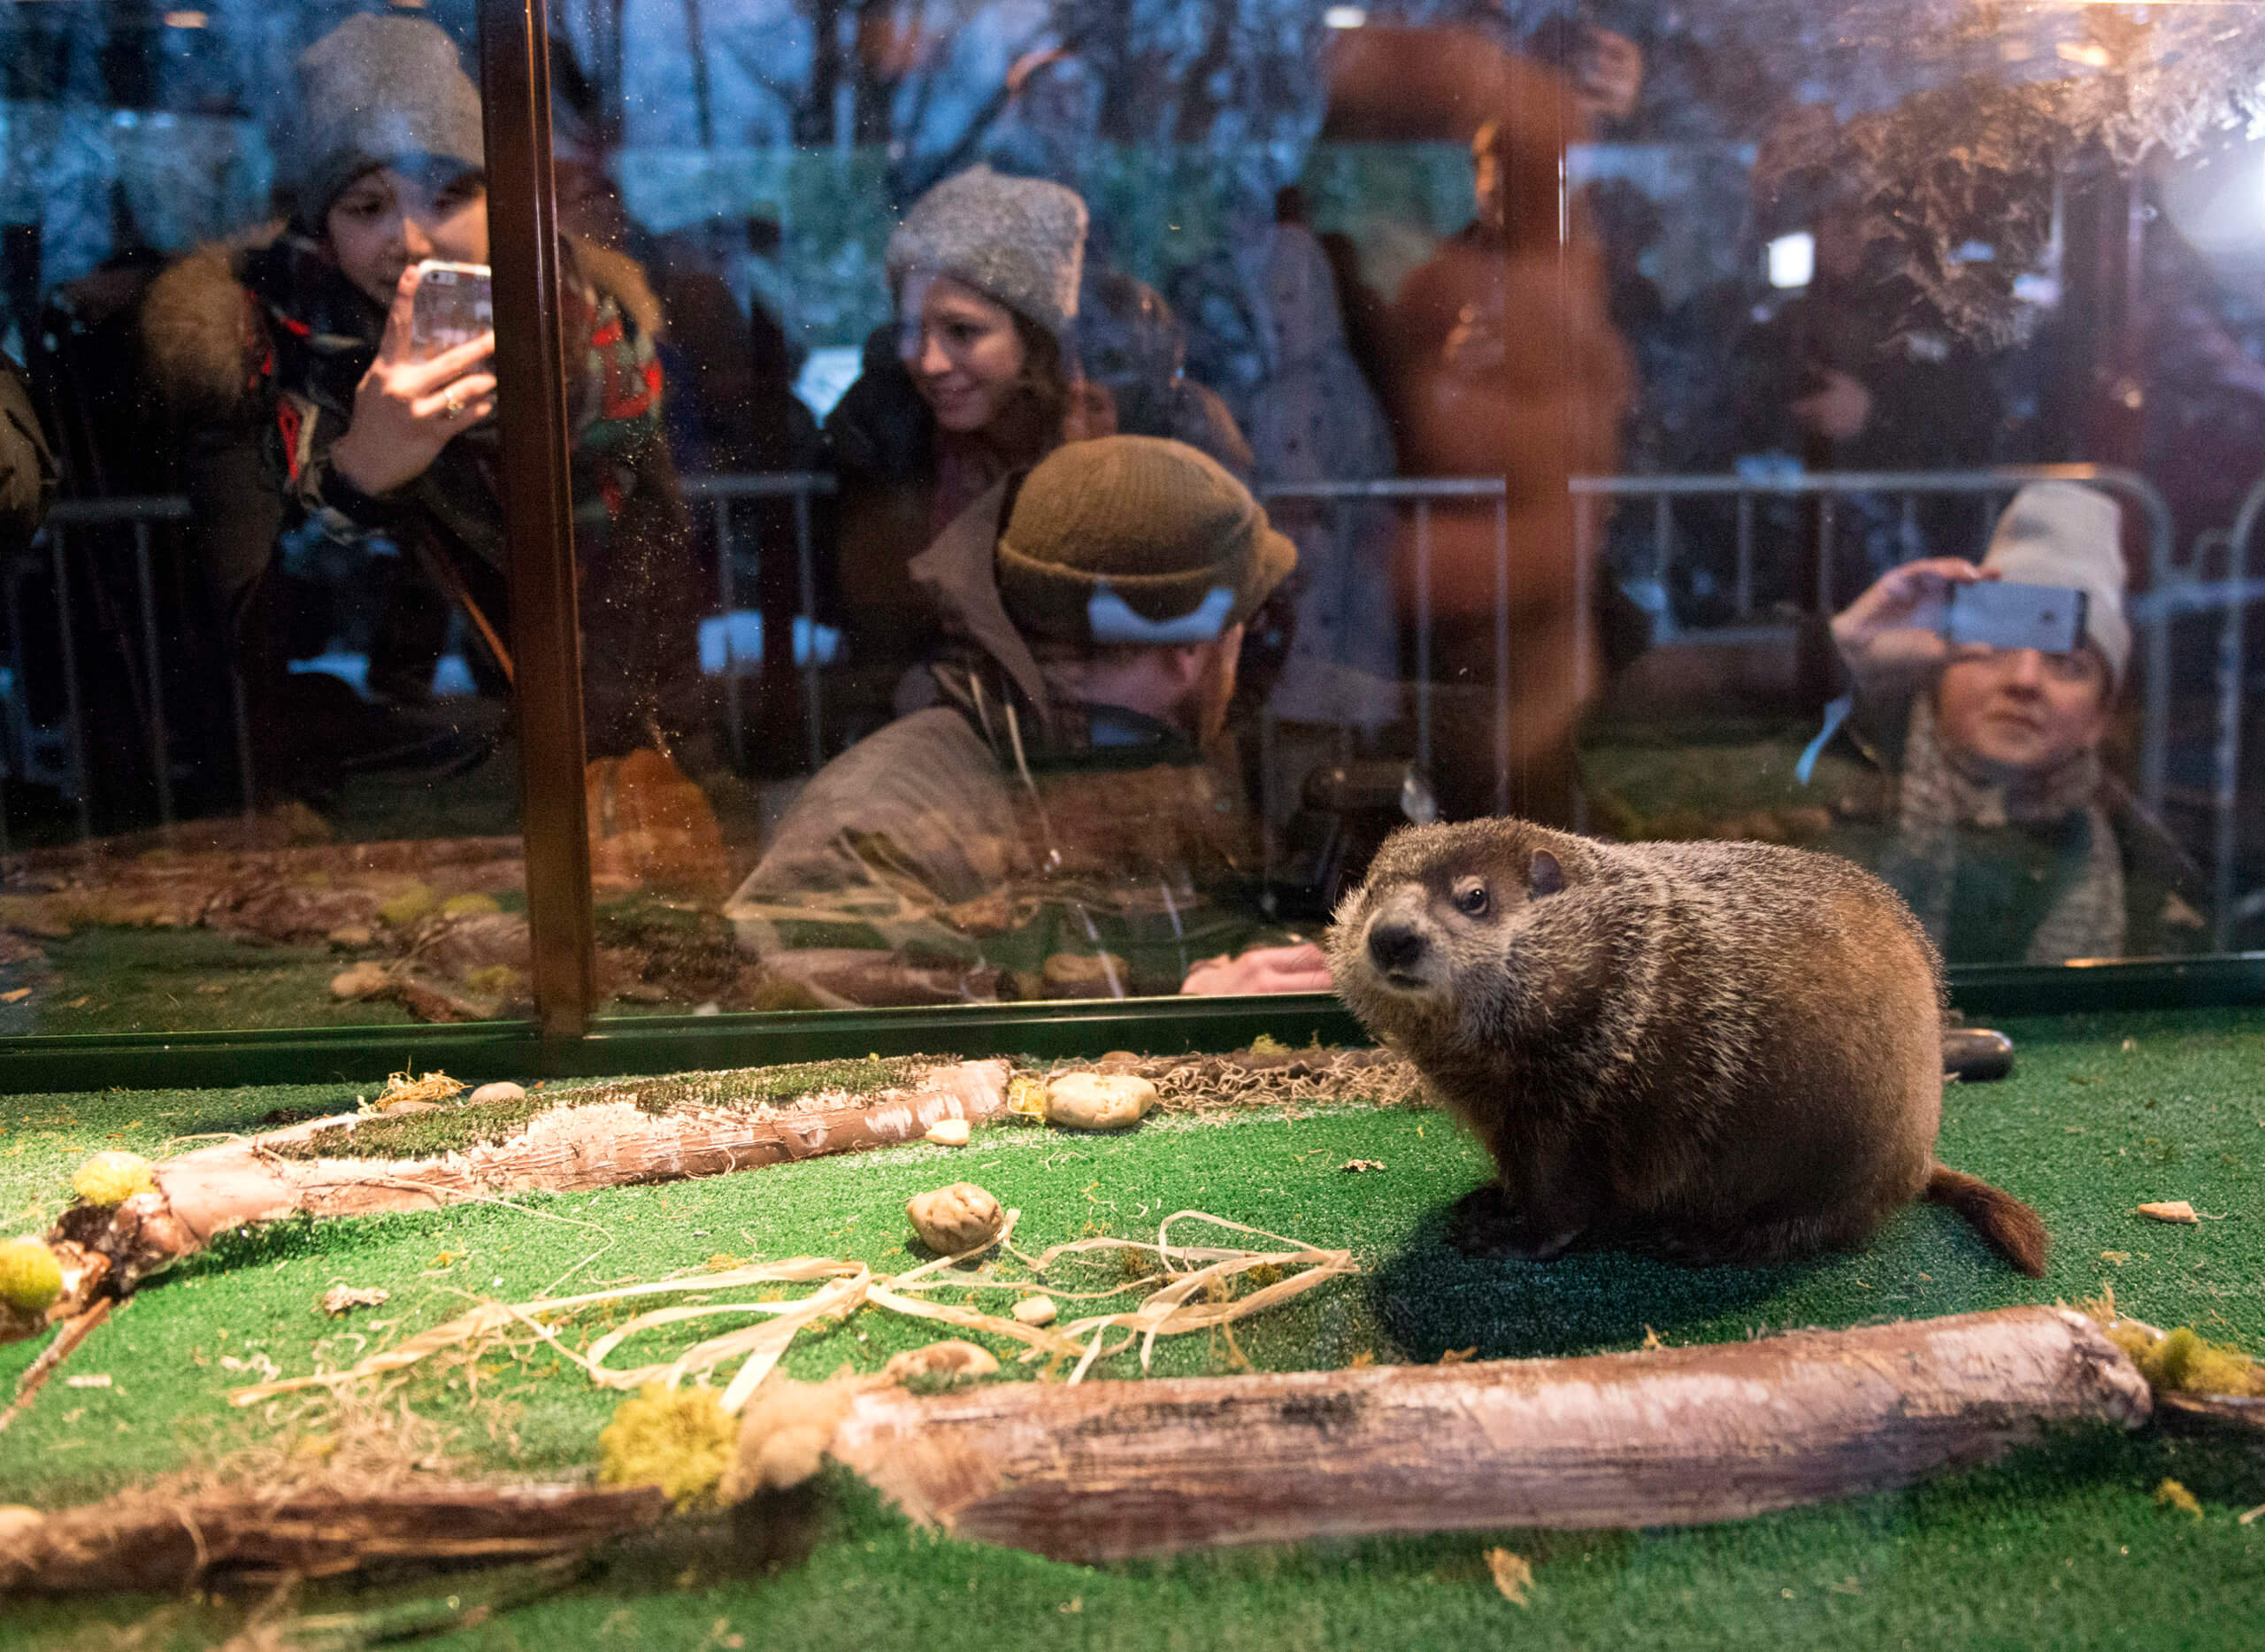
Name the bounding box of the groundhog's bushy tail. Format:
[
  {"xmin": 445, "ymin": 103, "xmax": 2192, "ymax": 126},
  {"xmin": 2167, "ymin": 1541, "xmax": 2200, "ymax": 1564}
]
[{"xmin": 1926, "ymin": 1164, "xmax": 2048, "ymax": 1277}]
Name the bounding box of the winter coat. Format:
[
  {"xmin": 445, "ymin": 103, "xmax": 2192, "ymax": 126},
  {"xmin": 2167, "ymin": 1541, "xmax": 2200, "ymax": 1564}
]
[
  {"xmin": 819, "ymin": 330, "xmax": 1108, "ymax": 735},
  {"xmin": 724, "ymin": 480, "xmax": 1286, "ymax": 1007},
  {"xmin": 0, "ymin": 350, "xmax": 56, "ymax": 561},
  {"xmin": 1800, "ymin": 686, "xmax": 2208, "ymax": 966},
  {"xmin": 141, "ymin": 224, "xmax": 709, "ymax": 757}
]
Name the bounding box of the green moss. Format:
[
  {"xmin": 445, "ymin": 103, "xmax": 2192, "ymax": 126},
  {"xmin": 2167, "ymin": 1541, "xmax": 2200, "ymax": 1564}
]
[
  {"xmin": 378, "ymin": 884, "xmax": 438, "ymax": 928},
  {"xmin": 258, "ymin": 1054, "xmax": 945, "ymax": 1161},
  {"xmin": 597, "ymin": 1384, "xmax": 735, "ymax": 1509}
]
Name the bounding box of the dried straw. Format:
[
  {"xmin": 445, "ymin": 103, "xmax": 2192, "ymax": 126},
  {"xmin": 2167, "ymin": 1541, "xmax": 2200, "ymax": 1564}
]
[{"xmin": 228, "ymin": 1210, "xmax": 1357, "ymax": 1413}]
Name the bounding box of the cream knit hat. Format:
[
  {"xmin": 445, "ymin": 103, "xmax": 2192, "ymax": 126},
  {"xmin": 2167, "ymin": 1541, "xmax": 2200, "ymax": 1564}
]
[
  {"xmin": 886, "ymin": 165, "xmax": 1088, "ymax": 342},
  {"xmin": 1981, "ymin": 482, "xmax": 2131, "ymax": 688}
]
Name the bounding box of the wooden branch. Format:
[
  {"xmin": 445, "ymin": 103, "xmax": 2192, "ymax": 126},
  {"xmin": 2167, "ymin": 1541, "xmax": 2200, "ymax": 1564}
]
[
  {"xmin": 0, "ymin": 1301, "xmax": 111, "ymax": 1435},
  {"xmin": 818, "ymin": 1307, "xmax": 2151, "ymax": 1561},
  {"xmin": 10, "ymin": 1061, "xmax": 1011, "ymax": 1340},
  {"xmin": 0, "ymin": 1483, "xmax": 666, "ymax": 1594}
]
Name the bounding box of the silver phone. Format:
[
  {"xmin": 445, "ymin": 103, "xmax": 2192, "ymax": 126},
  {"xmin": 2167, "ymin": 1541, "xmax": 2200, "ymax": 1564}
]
[
  {"xmin": 408, "ymin": 260, "xmax": 493, "ymax": 361},
  {"xmin": 1946, "ymin": 580, "xmax": 2086, "ymax": 655}
]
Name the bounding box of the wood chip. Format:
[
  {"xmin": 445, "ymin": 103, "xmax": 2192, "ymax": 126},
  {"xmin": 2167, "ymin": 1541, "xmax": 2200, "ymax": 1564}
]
[
  {"xmin": 320, "ymin": 1286, "xmax": 389, "ymax": 1316},
  {"xmin": 329, "ymin": 962, "xmax": 392, "ymax": 1001},
  {"xmin": 1486, "ymin": 1547, "xmax": 1533, "ymax": 1605},
  {"xmin": 882, "ymin": 1341, "xmax": 999, "ymax": 1384},
  {"xmin": 63, "ymin": 1373, "xmax": 110, "ymax": 1388},
  {"xmin": 0, "ymin": 987, "xmax": 30, "ymax": 1003},
  {"xmin": 1340, "ymin": 1159, "xmax": 1385, "ymax": 1172},
  {"xmin": 2137, "ymin": 1201, "xmax": 2199, "ymax": 1224}
]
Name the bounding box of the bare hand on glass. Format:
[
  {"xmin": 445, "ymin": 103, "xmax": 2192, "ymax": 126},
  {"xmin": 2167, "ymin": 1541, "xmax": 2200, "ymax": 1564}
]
[
  {"xmin": 1180, "ymin": 942, "xmax": 1334, "ymax": 996},
  {"xmin": 328, "ymin": 266, "xmax": 497, "ymax": 498},
  {"xmin": 1831, "ymin": 557, "xmax": 1998, "ymax": 699}
]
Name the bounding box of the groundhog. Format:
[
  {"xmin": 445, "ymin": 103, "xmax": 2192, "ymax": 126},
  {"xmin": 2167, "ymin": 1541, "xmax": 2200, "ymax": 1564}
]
[{"xmin": 1326, "ymin": 818, "xmax": 2046, "ymax": 1274}]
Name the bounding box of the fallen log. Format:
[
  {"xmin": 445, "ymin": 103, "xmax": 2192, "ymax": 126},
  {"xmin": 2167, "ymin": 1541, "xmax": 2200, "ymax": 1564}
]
[
  {"xmin": 0, "ymin": 1308, "xmax": 2155, "ymax": 1594},
  {"xmin": 15, "ymin": 1059, "xmax": 1013, "ymax": 1339},
  {"xmin": 0, "ymin": 1482, "xmax": 666, "ymax": 1594},
  {"xmin": 802, "ymin": 1305, "xmax": 2150, "ymax": 1561}
]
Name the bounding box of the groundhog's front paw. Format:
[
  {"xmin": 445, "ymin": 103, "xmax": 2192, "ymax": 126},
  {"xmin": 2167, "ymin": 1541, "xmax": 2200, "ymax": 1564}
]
[{"xmin": 1446, "ymin": 1185, "xmax": 1585, "ymax": 1262}]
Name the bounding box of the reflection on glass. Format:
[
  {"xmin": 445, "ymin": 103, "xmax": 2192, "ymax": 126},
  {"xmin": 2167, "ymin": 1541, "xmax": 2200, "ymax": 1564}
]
[
  {"xmin": 557, "ymin": 1, "xmax": 2265, "ymax": 1006},
  {"xmin": 8, "ymin": 3, "xmax": 2261, "ymax": 1030},
  {"xmin": 1, "ymin": 10, "xmax": 530, "ymax": 1032}
]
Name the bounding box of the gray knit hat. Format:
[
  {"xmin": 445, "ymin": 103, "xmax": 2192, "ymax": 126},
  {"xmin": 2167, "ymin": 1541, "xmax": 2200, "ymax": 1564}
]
[
  {"xmin": 996, "ymin": 436, "xmax": 1295, "ymax": 646},
  {"xmin": 1981, "ymin": 481, "xmax": 2131, "ymax": 688},
  {"xmin": 886, "ymin": 165, "xmax": 1088, "ymax": 342},
  {"xmin": 289, "ymin": 15, "xmax": 485, "ymax": 226}
]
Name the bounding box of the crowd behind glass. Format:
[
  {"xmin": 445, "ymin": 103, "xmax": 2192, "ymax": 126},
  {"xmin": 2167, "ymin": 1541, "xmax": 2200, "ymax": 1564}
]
[{"xmin": 1, "ymin": 1, "xmax": 2245, "ymax": 1020}]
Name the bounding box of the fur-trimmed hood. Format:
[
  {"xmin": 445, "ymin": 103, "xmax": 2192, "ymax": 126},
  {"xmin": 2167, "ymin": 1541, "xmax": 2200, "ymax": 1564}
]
[{"xmin": 141, "ymin": 223, "xmax": 664, "ymax": 421}]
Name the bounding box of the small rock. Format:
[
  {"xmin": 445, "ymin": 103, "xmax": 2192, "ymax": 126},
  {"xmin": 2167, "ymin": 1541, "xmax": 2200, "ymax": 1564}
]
[
  {"xmin": 924, "ymin": 1118, "xmax": 971, "ymax": 1148},
  {"xmin": 466, "ymin": 1081, "xmax": 527, "ymax": 1107},
  {"xmin": 882, "ymin": 1340, "xmax": 999, "ymax": 1384},
  {"xmin": 320, "ymin": 1285, "xmax": 389, "ymax": 1316},
  {"xmin": 380, "ymin": 1099, "xmax": 441, "ymax": 1116},
  {"xmin": 906, "ymin": 1182, "xmax": 1005, "ymax": 1256},
  {"xmin": 329, "ymin": 961, "xmax": 392, "ymax": 1001},
  {"xmin": 326, "ymin": 924, "xmax": 373, "ymax": 949},
  {"xmin": 1043, "ymin": 1072, "xmax": 1157, "ymax": 1131},
  {"xmin": 2137, "ymin": 1200, "xmax": 2200, "ymax": 1224},
  {"xmin": 1011, "ymin": 1295, "xmax": 1058, "ymax": 1327},
  {"xmin": 1098, "ymin": 1049, "xmax": 1143, "ymax": 1065}
]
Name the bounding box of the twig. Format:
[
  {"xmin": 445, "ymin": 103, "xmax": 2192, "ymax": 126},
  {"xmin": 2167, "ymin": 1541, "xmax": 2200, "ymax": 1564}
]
[{"xmin": 0, "ymin": 1299, "xmax": 113, "ymax": 1434}]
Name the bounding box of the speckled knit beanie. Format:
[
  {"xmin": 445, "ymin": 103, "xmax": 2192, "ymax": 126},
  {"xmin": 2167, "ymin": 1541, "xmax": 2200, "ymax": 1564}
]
[
  {"xmin": 997, "ymin": 436, "xmax": 1295, "ymax": 646},
  {"xmin": 886, "ymin": 165, "xmax": 1088, "ymax": 342},
  {"xmin": 289, "ymin": 14, "xmax": 486, "ymax": 227},
  {"xmin": 1982, "ymin": 481, "xmax": 2131, "ymax": 688}
]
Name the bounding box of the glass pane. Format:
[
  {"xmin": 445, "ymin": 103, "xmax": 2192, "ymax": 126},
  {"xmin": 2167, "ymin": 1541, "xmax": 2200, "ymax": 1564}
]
[
  {"xmin": 547, "ymin": 0, "xmax": 2254, "ymax": 1016},
  {"xmin": 0, "ymin": 4, "xmax": 531, "ymax": 1032}
]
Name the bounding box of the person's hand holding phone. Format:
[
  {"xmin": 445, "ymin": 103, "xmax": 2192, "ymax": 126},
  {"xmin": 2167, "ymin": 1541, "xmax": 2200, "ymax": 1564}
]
[
  {"xmin": 1830, "ymin": 557, "xmax": 1997, "ymax": 699},
  {"xmin": 328, "ymin": 265, "xmax": 496, "ymax": 499}
]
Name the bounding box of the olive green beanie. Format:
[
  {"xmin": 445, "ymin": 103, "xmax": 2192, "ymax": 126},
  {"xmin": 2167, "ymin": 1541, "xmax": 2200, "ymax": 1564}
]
[{"xmin": 995, "ymin": 436, "xmax": 1296, "ymax": 647}]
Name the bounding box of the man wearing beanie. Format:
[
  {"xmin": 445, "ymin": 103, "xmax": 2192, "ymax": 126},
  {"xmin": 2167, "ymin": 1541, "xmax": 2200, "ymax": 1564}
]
[
  {"xmin": 1817, "ymin": 482, "xmax": 2203, "ymax": 964},
  {"xmin": 726, "ymin": 436, "xmax": 1332, "ymax": 1006}
]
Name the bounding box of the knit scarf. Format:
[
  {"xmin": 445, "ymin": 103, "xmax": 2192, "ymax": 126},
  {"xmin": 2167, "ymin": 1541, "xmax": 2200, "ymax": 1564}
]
[{"xmin": 1882, "ymin": 695, "xmax": 2124, "ymax": 964}]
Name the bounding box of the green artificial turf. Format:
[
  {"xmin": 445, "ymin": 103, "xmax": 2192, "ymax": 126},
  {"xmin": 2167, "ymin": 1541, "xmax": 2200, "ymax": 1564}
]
[
  {"xmin": 0, "ymin": 927, "xmax": 420, "ymax": 1039},
  {"xmin": 1, "ymin": 1007, "xmax": 2261, "ymax": 1648}
]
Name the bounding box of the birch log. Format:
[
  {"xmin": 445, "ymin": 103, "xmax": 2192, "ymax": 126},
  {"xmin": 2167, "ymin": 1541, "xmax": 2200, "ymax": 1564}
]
[
  {"xmin": 0, "ymin": 1482, "xmax": 666, "ymax": 1594},
  {"xmin": 818, "ymin": 1306, "xmax": 2150, "ymax": 1560},
  {"xmin": 13, "ymin": 1060, "xmax": 1012, "ymax": 1339}
]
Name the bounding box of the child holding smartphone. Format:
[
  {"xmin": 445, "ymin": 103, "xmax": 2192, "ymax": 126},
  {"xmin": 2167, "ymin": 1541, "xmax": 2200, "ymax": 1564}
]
[
  {"xmin": 143, "ymin": 13, "xmax": 707, "ymax": 790},
  {"xmin": 1812, "ymin": 482, "xmax": 2205, "ymax": 964}
]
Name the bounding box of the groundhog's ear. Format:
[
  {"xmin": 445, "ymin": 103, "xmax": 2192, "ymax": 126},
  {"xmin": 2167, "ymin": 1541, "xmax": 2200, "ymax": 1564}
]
[{"xmin": 1528, "ymin": 849, "xmax": 1565, "ymax": 897}]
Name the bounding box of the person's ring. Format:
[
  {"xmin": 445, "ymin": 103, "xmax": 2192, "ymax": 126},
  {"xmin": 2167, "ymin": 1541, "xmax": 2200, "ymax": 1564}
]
[{"xmin": 443, "ymin": 390, "xmax": 464, "ymax": 419}]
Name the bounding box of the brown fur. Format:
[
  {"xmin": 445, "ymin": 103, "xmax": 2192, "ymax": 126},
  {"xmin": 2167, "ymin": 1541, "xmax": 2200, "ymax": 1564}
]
[{"xmin": 1326, "ymin": 818, "xmax": 2047, "ymax": 1275}]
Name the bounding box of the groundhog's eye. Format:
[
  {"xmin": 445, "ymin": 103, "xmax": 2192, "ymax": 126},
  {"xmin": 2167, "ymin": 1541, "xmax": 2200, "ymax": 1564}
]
[{"xmin": 1452, "ymin": 880, "xmax": 1490, "ymax": 917}]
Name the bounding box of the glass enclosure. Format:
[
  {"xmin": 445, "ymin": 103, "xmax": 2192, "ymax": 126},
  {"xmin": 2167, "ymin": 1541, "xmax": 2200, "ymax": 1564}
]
[
  {"xmin": 3, "ymin": 0, "xmax": 2261, "ymax": 1033},
  {"xmin": 1, "ymin": 0, "xmax": 529, "ymax": 1034}
]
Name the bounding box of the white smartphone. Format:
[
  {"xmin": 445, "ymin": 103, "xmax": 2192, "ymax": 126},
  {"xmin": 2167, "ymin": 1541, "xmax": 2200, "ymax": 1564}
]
[
  {"xmin": 1946, "ymin": 580, "xmax": 2086, "ymax": 655},
  {"xmin": 408, "ymin": 260, "xmax": 494, "ymax": 361}
]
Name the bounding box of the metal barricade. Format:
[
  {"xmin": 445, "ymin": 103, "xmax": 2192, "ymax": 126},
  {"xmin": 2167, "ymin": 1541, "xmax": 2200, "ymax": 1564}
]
[
  {"xmin": 2169, "ymin": 473, "xmax": 2265, "ymax": 949},
  {"xmin": 17, "ymin": 496, "xmax": 252, "ymax": 845},
  {"xmin": 1570, "ymin": 465, "xmax": 2180, "ymax": 806},
  {"xmin": 680, "ymin": 470, "xmax": 837, "ymax": 776}
]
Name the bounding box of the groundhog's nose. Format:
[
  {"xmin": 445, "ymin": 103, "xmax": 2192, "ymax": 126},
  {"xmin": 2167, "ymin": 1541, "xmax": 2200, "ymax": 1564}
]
[{"xmin": 1367, "ymin": 919, "xmax": 1426, "ymax": 975}]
